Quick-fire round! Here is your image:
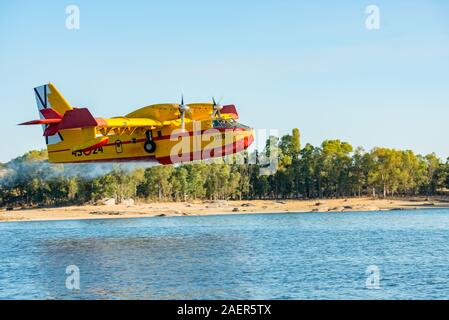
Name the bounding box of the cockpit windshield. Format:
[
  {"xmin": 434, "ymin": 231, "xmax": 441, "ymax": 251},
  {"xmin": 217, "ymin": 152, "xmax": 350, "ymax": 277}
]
[
  {"xmin": 212, "ymin": 118, "xmax": 235, "ymax": 128},
  {"xmin": 212, "ymin": 118, "xmax": 250, "ymax": 129}
]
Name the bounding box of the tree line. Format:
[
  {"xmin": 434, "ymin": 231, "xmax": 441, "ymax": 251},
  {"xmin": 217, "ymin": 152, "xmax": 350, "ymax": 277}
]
[{"xmin": 1, "ymin": 128, "xmax": 448, "ymax": 207}]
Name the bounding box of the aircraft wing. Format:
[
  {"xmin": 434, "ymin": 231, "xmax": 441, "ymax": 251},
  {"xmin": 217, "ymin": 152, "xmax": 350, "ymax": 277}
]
[
  {"xmin": 187, "ymin": 103, "xmax": 238, "ymax": 120},
  {"xmin": 186, "ymin": 103, "xmax": 214, "ymax": 120},
  {"xmin": 125, "ymin": 103, "xmax": 238, "ymax": 121},
  {"xmin": 125, "ymin": 104, "xmax": 180, "ymax": 121},
  {"xmin": 125, "ymin": 103, "xmax": 210, "ymax": 121}
]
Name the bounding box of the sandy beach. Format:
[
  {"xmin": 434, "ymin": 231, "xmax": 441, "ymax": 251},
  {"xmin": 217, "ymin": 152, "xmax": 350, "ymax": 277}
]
[{"xmin": 1, "ymin": 197, "xmax": 449, "ymax": 223}]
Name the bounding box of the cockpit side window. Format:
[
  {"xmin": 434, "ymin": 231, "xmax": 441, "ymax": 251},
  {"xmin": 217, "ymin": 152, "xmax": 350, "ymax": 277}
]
[{"xmin": 212, "ymin": 119, "xmax": 231, "ymax": 128}]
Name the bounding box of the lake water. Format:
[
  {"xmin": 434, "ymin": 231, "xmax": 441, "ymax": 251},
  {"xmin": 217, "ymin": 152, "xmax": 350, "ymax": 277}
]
[{"xmin": 1, "ymin": 209, "xmax": 449, "ymax": 299}]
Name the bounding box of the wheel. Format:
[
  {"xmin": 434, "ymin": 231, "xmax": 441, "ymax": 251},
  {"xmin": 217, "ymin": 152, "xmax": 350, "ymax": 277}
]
[{"xmin": 143, "ymin": 140, "xmax": 156, "ymax": 153}]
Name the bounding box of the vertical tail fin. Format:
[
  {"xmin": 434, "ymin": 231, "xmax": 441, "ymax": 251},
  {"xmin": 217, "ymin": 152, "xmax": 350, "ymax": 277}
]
[{"xmin": 34, "ymin": 83, "xmax": 73, "ymax": 145}]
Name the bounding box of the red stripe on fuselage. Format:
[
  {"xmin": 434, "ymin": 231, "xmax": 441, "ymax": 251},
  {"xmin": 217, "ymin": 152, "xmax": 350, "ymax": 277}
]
[
  {"xmin": 157, "ymin": 134, "xmax": 253, "ymax": 165},
  {"xmin": 48, "ymin": 127, "xmax": 250, "ymax": 154}
]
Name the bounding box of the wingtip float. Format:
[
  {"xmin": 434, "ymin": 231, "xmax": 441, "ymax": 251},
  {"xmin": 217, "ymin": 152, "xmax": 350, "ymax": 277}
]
[{"xmin": 20, "ymin": 83, "xmax": 254, "ymax": 165}]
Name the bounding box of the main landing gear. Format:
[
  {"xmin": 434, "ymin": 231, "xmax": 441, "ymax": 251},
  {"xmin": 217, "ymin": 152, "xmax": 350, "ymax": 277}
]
[{"xmin": 144, "ymin": 130, "xmax": 156, "ymax": 153}]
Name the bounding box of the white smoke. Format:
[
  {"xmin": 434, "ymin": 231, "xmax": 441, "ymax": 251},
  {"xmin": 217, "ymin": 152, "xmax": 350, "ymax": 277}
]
[{"xmin": 0, "ymin": 159, "xmax": 157, "ymax": 185}]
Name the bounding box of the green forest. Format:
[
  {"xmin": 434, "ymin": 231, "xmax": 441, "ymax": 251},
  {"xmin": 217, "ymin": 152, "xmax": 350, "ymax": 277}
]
[{"xmin": 1, "ymin": 128, "xmax": 448, "ymax": 208}]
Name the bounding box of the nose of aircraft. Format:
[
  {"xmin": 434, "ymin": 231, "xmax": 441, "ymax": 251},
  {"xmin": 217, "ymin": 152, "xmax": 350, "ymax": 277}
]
[{"xmin": 244, "ymin": 128, "xmax": 255, "ymax": 150}]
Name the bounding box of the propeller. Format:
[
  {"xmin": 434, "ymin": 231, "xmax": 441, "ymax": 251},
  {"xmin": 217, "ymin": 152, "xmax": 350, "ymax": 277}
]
[
  {"xmin": 178, "ymin": 94, "xmax": 190, "ymax": 131},
  {"xmin": 211, "ymin": 97, "xmax": 223, "ymax": 119}
]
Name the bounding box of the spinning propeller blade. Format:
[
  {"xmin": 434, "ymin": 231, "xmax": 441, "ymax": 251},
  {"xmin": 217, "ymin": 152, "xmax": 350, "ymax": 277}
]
[
  {"xmin": 211, "ymin": 97, "xmax": 223, "ymax": 119},
  {"xmin": 178, "ymin": 94, "xmax": 190, "ymax": 131}
]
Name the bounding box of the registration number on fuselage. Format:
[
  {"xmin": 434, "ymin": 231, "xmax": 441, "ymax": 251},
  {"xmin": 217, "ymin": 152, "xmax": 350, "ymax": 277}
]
[{"xmin": 72, "ymin": 147, "xmax": 104, "ymax": 157}]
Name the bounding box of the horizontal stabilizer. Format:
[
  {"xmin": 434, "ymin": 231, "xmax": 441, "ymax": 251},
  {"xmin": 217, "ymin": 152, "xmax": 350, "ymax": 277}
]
[
  {"xmin": 19, "ymin": 107, "xmax": 100, "ymax": 136},
  {"xmin": 19, "ymin": 118, "xmax": 61, "ymax": 125},
  {"xmin": 43, "ymin": 124, "xmax": 60, "ymax": 136},
  {"xmin": 58, "ymin": 108, "xmax": 98, "ymax": 130},
  {"xmin": 40, "ymin": 108, "xmax": 63, "ymax": 119}
]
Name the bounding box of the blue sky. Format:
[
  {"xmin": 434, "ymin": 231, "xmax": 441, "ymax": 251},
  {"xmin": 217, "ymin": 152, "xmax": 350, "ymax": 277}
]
[{"xmin": 1, "ymin": 0, "xmax": 448, "ymax": 162}]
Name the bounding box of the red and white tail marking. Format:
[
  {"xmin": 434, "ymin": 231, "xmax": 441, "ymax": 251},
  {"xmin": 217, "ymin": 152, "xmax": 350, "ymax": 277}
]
[{"xmin": 33, "ymin": 84, "xmax": 63, "ymax": 145}]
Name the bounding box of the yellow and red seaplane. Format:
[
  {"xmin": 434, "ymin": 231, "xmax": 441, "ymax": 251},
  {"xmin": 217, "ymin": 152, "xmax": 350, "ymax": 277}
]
[{"xmin": 20, "ymin": 83, "xmax": 254, "ymax": 164}]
